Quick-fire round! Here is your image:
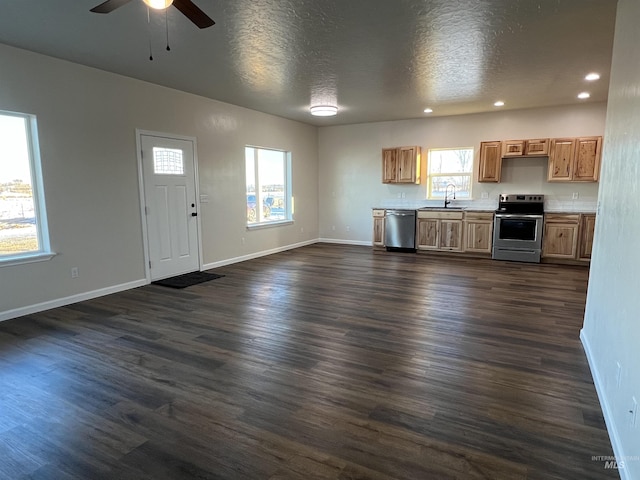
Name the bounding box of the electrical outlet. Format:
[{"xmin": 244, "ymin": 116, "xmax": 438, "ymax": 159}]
[
  {"xmin": 71, "ymin": 267, "xmax": 79, "ymax": 278},
  {"xmin": 616, "ymin": 362, "xmax": 622, "ymax": 388},
  {"xmin": 346, "ymin": 226, "xmax": 350, "ymax": 232},
  {"xmin": 481, "ymin": 192, "xmax": 489, "ymax": 199},
  {"xmin": 572, "ymin": 192, "xmax": 579, "ymax": 200},
  {"xmin": 397, "ymin": 193, "xmax": 402, "ymax": 199},
  {"xmin": 631, "ymin": 397, "xmax": 638, "ymax": 428}
]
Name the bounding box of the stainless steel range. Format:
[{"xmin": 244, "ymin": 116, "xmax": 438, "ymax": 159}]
[{"xmin": 492, "ymin": 194, "xmax": 545, "ymax": 263}]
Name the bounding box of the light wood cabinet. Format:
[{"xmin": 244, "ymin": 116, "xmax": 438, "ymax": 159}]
[
  {"xmin": 502, "ymin": 138, "xmax": 549, "ymax": 158},
  {"xmin": 502, "ymin": 140, "xmax": 525, "ymax": 157},
  {"xmin": 577, "ymin": 213, "xmax": 596, "ymax": 261},
  {"xmin": 416, "ymin": 210, "xmax": 463, "ymax": 252},
  {"xmin": 542, "ymin": 214, "xmax": 580, "ymax": 259},
  {"xmin": 524, "ymin": 138, "xmax": 549, "ymax": 156},
  {"xmin": 382, "ymin": 146, "xmax": 421, "ymax": 184},
  {"xmin": 478, "ymin": 141, "xmax": 502, "ymax": 182},
  {"xmin": 573, "ymin": 137, "xmax": 602, "ymax": 182},
  {"xmin": 463, "ymin": 212, "xmax": 494, "ymax": 254},
  {"xmin": 548, "ymin": 136, "xmax": 602, "ymax": 182},
  {"xmin": 372, "ymin": 209, "xmax": 385, "ymax": 247}
]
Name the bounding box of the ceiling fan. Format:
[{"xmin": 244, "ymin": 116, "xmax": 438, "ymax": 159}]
[{"xmin": 90, "ymin": 0, "xmax": 215, "ymax": 29}]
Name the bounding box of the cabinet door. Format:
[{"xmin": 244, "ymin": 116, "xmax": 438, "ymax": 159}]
[
  {"xmin": 548, "ymin": 139, "xmax": 576, "ymax": 181},
  {"xmin": 464, "ymin": 220, "xmax": 493, "ymax": 254},
  {"xmin": 382, "ymin": 148, "xmax": 398, "ymax": 183},
  {"xmin": 478, "ymin": 141, "xmax": 502, "ymax": 182},
  {"xmin": 573, "ymin": 137, "xmax": 602, "ymax": 182},
  {"xmin": 542, "ymin": 223, "xmax": 579, "ymax": 258},
  {"xmin": 578, "ymin": 214, "xmax": 596, "ymax": 260},
  {"xmin": 524, "ymin": 139, "xmax": 549, "ymax": 156},
  {"xmin": 439, "ymin": 219, "xmax": 463, "ymax": 251},
  {"xmin": 416, "ymin": 218, "xmax": 439, "ymax": 250},
  {"xmin": 502, "ymin": 140, "xmax": 525, "ymax": 157},
  {"xmin": 373, "ymin": 216, "xmax": 385, "ymax": 247},
  {"xmin": 397, "ymin": 146, "xmax": 420, "ymax": 184}
]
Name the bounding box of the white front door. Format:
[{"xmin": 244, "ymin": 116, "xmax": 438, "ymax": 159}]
[{"xmin": 140, "ymin": 134, "xmax": 200, "ymax": 281}]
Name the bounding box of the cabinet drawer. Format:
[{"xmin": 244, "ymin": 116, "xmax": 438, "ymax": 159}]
[
  {"xmin": 417, "ymin": 211, "xmax": 464, "ymax": 220},
  {"xmin": 372, "ymin": 209, "xmax": 385, "ymax": 217},
  {"xmin": 464, "ymin": 212, "xmax": 494, "ymax": 221},
  {"xmin": 545, "ymin": 213, "xmax": 580, "ymax": 224}
]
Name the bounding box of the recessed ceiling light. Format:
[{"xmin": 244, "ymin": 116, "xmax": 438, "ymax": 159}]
[
  {"xmin": 578, "ymin": 92, "xmax": 591, "ymax": 99},
  {"xmin": 310, "ymin": 105, "xmax": 338, "ymax": 116},
  {"xmin": 494, "ymin": 101, "xmax": 505, "ymax": 107},
  {"xmin": 585, "ymin": 73, "xmax": 601, "ymax": 81},
  {"xmin": 423, "ymin": 108, "xmax": 433, "ymax": 113}
]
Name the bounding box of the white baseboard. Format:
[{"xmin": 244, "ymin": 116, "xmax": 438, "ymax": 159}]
[
  {"xmin": 0, "ymin": 279, "xmax": 148, "ymax": 323},
  {"xmin": 201, "ymin": 239, "xmax": 319, "ymax": 270},
  {"xmin": 317, "ymin": 238, "xmax": 372, "ymax": 246},
  {"xmin": 581, "ymin": 329, "xmax": 629, "ymax": 480}
]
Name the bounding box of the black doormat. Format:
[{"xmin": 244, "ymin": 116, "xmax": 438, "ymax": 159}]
[{"xmin": 152, "ymin": 271, "xmax": 224, "ymax": 289}]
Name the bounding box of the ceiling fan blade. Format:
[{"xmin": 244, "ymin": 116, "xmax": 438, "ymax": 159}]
[
  {"xmin": 90, "ymin": 0, "xmax": 134, "ymax": 13},
  {"xmin": 172, "ymin": 0, "xmax": 215, "ymax": 29}
]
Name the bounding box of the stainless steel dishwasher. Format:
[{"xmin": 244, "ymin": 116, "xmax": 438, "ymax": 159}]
[{"xmin": 384, "ymin": 209, "xmax": 416, "ymax": 250}]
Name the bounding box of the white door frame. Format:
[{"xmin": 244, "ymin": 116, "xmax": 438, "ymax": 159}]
[{"xmin": 135, "ymin": 129, "xmax": 203, "ymax": 283}]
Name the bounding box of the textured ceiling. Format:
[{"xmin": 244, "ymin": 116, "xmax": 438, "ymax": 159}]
[{"xmin": 0, "ymin": 0, "xmax": 617, "ymax": 126}]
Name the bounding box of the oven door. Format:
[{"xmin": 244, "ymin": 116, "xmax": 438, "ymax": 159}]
[{"xmin": 493, "ymin": 214, "xmax": 544, "ymax": 250}]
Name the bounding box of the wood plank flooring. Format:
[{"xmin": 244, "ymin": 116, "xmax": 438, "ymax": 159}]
[{"xmin": 0, "ymin": 244, "xmax": 617, "ymax": 479}]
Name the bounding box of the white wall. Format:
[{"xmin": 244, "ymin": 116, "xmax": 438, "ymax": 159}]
[
  {"xmin": 0, "ymin": 44, "xmax": 318, "ymax": 318},
  {"xmin": 582, "ymin": 0, "xmax": 640, "ymax": 477},
  {"xmin": 318, "ymin": 104, "xmax": 606, "ymax": 243}
]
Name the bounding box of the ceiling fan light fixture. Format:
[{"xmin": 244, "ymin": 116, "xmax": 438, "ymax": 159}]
[
  {"xmin": 310, "ymin": 105, "xmax": 338, "ymax": 117},
  {"xmin": 142, "ymin": 0, "xmax": 174, "ymax": 10}
]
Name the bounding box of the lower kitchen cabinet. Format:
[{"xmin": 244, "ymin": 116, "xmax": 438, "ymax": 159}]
[
  {"xmin": 577, "ymin": 213, "xmax": 596, "ymax": 261},
  {"xmin": 463, "ymin": 212, "xmax": 494, "ymax": 254},
  {"xmin": 542, "ymin": 214, "xmax": 580, "ymax": 259},
  {"xmin": 372, "ymin": 209, "xmax": 385, "ymax": 247},
  {"xmin": 416, "ymin": 211, "xmax": 463, "ymax": 252}
]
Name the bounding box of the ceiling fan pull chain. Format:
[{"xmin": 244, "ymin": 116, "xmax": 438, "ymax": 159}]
[
  {"xmin": 147, "ymin": 6, "xmax": 153, "ymax": 61},
  {"xmin": 165, "ymin": 9, "xmax": 171, "ymax": 51}
]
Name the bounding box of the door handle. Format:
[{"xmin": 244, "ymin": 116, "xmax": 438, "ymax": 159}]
[{"xmin": 191, "ymin": 212, "xmax": 197, "ymax": 217}]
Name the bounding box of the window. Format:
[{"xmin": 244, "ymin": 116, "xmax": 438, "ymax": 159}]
[
  {"xmin": 245, "ymin": 146, "xmax": 292, "ymax": 226},
  {"xmin": 427, "ymin": 147, "xmax": 473, "ymax": 199},
  {"xmin": 0, "ymin": 110, "xmax": 52, "ymax": 264},
  {"xmin": 153, "ymin": 147, "xmax": 184, "ymax": 175}
]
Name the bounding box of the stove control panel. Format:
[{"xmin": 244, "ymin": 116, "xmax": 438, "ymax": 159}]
[{"xmin": 499, "ymin": 194, "xmax": 544, "ymax": 203}]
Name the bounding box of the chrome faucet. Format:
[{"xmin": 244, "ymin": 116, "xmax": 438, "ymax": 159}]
[{"xmin": 444, "ymin": 184, "xmax": 456, "ymax": 208}]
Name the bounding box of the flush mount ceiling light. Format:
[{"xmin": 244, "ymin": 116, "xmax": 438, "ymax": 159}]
[
  {"xmin": 578, "ymin": 92, "xmax": 591, "ymax": 99},
  {"xmin": 142, "ymin": 0, "xmax": 173, "ymax": 8},
  {"xmin": 423, "ymin": 108, "xmax": 433, "ymax": 113},
  {"xmin": 310, "ymin": 105, "xmax": 338, "ymax": 117},
  {"xmin": 585, "ymin": 72, "xmax": 601, "ymax": 81},
  {"xmin": 494, "ymin": 101, "xmax": 505, "ymax": 107}
]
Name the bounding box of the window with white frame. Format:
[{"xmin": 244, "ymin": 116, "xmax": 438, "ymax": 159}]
[
  {"xmin": 245, "ymin": 146, "xmax": 292, "ymax": 226},
  {"xmin": 427, "ymin": 147, "xmax": 474, "ymax": 200},
  {"xmin": 0, "ymin": 110, "xmax": 51, "ymax": 263}
]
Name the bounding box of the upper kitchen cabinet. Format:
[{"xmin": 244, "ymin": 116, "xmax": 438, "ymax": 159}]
[
  {"xmin": 524, "ymin": 138, "xmax": 550, "ymax": 156},
  {"xmin": 502, "ymin": 140, "xmax": 525, "ymax": 157},
  {"xmin": 478, "ymin": 141, "xmax": 502, "ymax": 182},
  {"xmin": 382, "ymin": 146, "xmax": 421, "ymax": 184},
  {"xmin": 502, "ymin": 138, "xmax": 549, "ymax": 157},
  {"xmin": 548, "ymin": 136, "xmax": 602, "ymax": 182},
  {"xmin": 573, "ymin": 137, "xmax": 603, "ymax": 182}
]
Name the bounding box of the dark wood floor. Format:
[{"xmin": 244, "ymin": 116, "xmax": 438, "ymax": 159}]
[{"xmin": 0, "ymin": 244, "xmax": 616, "ymax": 479}]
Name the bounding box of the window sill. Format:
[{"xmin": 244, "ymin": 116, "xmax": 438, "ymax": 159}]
[
  {"xmin": 246, "ymin": 220, "xmax": 294, "ymax": 230},
  {"xmin": 0, "ymin": 252, "xmax": 57, "ymax": 268}
]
